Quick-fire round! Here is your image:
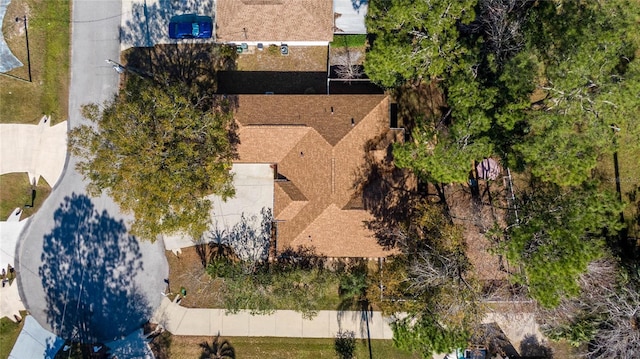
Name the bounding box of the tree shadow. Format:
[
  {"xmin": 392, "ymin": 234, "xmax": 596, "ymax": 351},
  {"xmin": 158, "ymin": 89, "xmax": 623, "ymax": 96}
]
[
  {"xmin": 470, "ymin": 322, "xmax": 519, "ymax": 358},
  {"xmin": 217, "ymin": 71, "xmax": 327, "ymax": 94},
  {"xmin": 202, "ymin": 207, "xmax": 273, "ymax": 264},
  {"xmin": 519, "ymin": 334, "xmax": 554, "ymax": 359},
  {"xmin": 351, "ymin": 0, "xmax": 368, "ymax": 12},
  {"xmin": 119, "ymin": 0, "xmax": 214, "ymax": 50},
  {"xmin": 392, "ymin": 80, "xmax": 447, "ymax": 135},
  {"xmin": 39, "ymin": 193, "xmax": 150, "ymax": 343},
  {"xmin": 275, "ymin": 245, "xmax": 327, "ymax": 271},
  {"xmin": 123, "ymin": 43, "xmax": 237, "ymax": 97},
  {"xmin": 353, "ymin": 132, "xmax": 419, "ymax": 249}
]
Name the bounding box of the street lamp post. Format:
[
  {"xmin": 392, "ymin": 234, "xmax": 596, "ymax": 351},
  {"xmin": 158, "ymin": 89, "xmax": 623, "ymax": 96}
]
[{"xmin": 15, "ymin": 15, "xmax": 32, "ymax": 82}]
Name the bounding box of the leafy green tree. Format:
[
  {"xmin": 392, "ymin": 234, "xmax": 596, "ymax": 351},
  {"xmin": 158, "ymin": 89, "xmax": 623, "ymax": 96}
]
[
  {"xmin": 69, "ymin": 77, "xmax": 235, "ymax": 241},
  {"xmin": 334, "ymin": 330, "xmax": 357, "ymax": 359},
  {"xmin": 500, "ymin": 182, "xmax": 624, "ymax": 307},
  {"xmin": 514, "ymin": 0, "xmax": 640, "ymax": 186},
  {"xmin": 392, "ymin": 314, "xmax": 468, "ymax": 357},
  {"xmin": 365, "ymin": 0, "xmax": 477, "ymax": 87}
]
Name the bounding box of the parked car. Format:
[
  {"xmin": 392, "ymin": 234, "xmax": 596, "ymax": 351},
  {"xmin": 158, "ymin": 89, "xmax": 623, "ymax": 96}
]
[{"xmin": 169, "ymin": 14, "xmax": 212, "ymax": 39}]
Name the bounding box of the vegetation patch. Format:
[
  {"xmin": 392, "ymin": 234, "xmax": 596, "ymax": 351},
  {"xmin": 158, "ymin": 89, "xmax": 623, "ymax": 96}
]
[
  {"xmin": 330, "ymin": 34, "xmax": 367, "ymax": 48},
  {"xmin": 0, "ymin": 0, "xmax": 70, "ymax": 124},
  {"xmin": 149, "ymin": 332, "xmax": 419, "ymax": 359},
  {"xmin": 0, "ymin": 312, "xmax": 27, "ymax": 359},
  {"xmin": 0, "ymin": 173, "xmax": 51, "ymax": 220},
  {"xmin": 166, "ymin": 245, "xmax": 377, "ymax": 316}
]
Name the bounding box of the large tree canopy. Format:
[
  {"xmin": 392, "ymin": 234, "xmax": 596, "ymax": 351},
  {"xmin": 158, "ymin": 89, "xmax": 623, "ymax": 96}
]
[
  {"xmin": 499, "ymin": 182, "xmax": 624, "ymax": 308},
  {"xmin": 515, "ymin": 0, "xmax": 640, "ymax": 186},
  {"xmin": 367, "ymin": 0, "xmax": 640, "ymax": 186},
  {"xmin": 365, "ymin": 0, "xmax": 477, "ymax": 87},
  {"xmin": 366, "ymin": 1, "xmax": 640, "ymax": 355},
  {"xmin": 69, "ymin": 77, "xmax": 235, "ymax": 241}
]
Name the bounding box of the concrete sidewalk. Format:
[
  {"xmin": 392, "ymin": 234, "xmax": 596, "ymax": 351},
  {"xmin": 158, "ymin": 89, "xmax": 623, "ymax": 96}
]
[{"xmin": 152, "ymin": 297, "xmax": 395, "ymax": 339}]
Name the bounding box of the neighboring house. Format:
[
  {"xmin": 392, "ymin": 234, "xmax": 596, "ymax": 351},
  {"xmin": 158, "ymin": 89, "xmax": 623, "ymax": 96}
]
[
  {"xmin": 234, "ymin": 94, "xmax": 401, "ymax": 258},
  {"xmin": 215, "ymin": 0, "xmax": 334, "ymax": 46}
]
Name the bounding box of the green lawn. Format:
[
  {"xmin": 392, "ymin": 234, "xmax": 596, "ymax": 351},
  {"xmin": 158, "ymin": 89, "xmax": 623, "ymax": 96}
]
[
  {"xmin": 0, "ymin": 312, "xmax": 27, "ymax": 359},
  {"xmin": 0, "ymin": 0, "xmax": 70, "ymax": 124},
  {"xmin": 331, "ymin": 34, "xmax": 367, "ymax": 48},
  {"xmin": 155, "ymin": 334, "xmax": 419, "ymax": 359},
  {"xmin": 0, "ymin": 173, "xmax": 51, "ymax": 220},
  {"xmin": 596, "ymin": 128, "xmax": 640, "ymax": 240}
]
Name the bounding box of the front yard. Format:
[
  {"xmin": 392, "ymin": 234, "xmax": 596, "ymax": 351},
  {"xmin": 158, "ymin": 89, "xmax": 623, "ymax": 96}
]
[
  {"xmin": 166, "ymin": 246, "xmax": 372, "ymax": 316},
  {"xmin": 0, "ymin": 173, "xmax": 50, "ymax": 220},
  {"xmin": 0, "ymin": 0, "xmax": 70, "ymax": 124},
  {"xmin": 150, "ymin": 332, "xmax": 420, "ymax": 359}
]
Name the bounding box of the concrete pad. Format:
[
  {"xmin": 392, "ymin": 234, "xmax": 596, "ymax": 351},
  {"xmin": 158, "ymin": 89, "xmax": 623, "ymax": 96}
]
[
  {"xmin": 302, "ymin": 311, "xmax": 331, "ymax": 338},
  {"xmin": 163, "ymin": 164, "xmax": 274, "ymax": 259},
  {"xmin": 221, "ymin": 311, "xmax": 251, "ymax": 336},
  {"xmin": 210, "ymin": 309, "xmax": 224, "ymax": 335},
  {"xmin": 175, "ymin": 308, "xmax": 214, "ymax": 335},
  {"xmin": 8, "ymin": 316, "xmax": 64, "ymax": 359},
  {"xmin": 0, "ymin": 212, "xmax": 28, "ymax": 270},
  {"xmin": 335, "ymin": 310, "xmax": 367, "ymax": 338},
  {"xmin": 105, "ymin": 329, "xmax": 154, "ymax": 359},
  {"xmin": 120, "ymin": 0, "xmax": 215, "ymax": 51},
  {"xmin": 0, "ymin": 116, "xmax": 67, "ymax": 186},
  {"xmin": 483, "ymin": 312, "xmax": 543, "ymax": 350},
  {"xmin": 156, "ymin": 300, "xmax": 188, "ymax": 334},
  {"xmin": 381, "ymin": 316, "xmax": 395, "ymax": 339},
  {"xmin": 152, "ymin": 299, "xmax": 398, "ymax": 339},
  {"xmin": 0, "ymin": 280, "xmax": 25, "ymax": 322},
  {"xmin": 334, "ymin": 0, "xmax": 368, "ymax": 35},
  {"xmin": 367, "ymin": 312, "xmax": 385, "ymax": 339},
  {"xmin": 272, "ymin": 310, "xmax": 302, "ymax": 337},
  {"xmin": 248, "ymin": 311, "xmax": 277, "ymax": 336}
]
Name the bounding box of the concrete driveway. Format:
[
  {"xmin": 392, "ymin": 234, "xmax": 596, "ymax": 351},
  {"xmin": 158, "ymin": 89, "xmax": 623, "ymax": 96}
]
[
  {"xmin": 120, "ymin": 0, "xmax": 214, "ymax": 51},
  {"xmin": 16, "ymin": 0, "xmax": 167, "ymax": 344}
]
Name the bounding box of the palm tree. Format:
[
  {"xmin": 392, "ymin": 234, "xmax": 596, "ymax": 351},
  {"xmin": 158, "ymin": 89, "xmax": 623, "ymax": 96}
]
[
  {"xmin": 337, "ymin": 262, "xmax": 373, "ymax": 359},
  {"xmin": 199, "ymin": 333, "xmax": 235, "ymax": 359}
]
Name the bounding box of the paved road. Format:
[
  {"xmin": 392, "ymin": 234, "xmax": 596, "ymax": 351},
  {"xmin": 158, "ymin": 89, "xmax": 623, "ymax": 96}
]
[{"xmin": 16, "ymin": 0, "xmax": 168, "ymax": 343}]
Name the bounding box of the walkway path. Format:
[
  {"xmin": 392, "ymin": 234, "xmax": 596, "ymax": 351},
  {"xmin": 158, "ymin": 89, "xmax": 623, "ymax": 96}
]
[
  {"xmin": 0, "ymin": 116, "xmax": 67, "ymax": 186},
  {"xmin": 152, "ymin": 297, "xmax": 395, "ymax": 339}
]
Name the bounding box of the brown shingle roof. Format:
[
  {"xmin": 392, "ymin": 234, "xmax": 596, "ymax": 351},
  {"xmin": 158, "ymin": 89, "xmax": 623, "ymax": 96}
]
[
  {"xmin": 215, "ymin": 0, "xmax": 334, "ymax": 43},
  {"xmin": 235, "ymin": 95, "xmax": 396, "ymax": 257}
]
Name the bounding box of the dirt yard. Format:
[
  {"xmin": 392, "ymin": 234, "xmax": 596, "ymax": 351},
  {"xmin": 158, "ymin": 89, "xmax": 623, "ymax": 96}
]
[
  {"xmin": 443, "ymin": 175, "xmax": 512, "ymax": 285},
  {"xmin": 236, "ymin": 45, "xmax": 328, "ymax": 72},
  {"xmin": 165, "ymin": 247, "xmax": 224, "ymax": 308}
]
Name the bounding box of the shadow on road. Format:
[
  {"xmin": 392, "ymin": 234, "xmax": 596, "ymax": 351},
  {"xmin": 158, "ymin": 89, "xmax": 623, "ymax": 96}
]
[{"xmin": 39, "ymin": 193, "xmax": 150, "ymax": 343}]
